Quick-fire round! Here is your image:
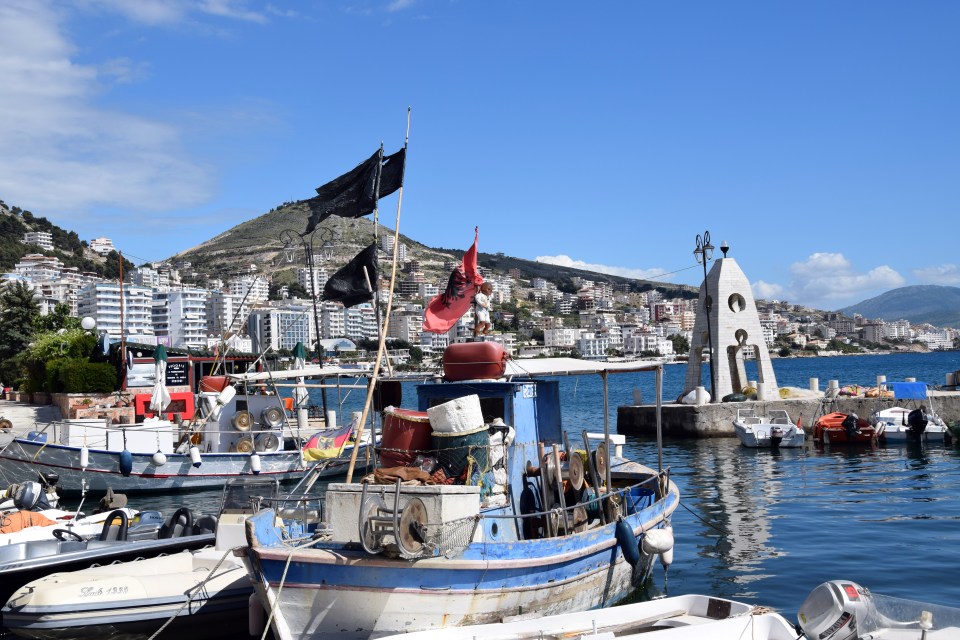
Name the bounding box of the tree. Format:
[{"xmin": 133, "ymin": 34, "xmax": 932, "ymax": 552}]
[
  {"xmin": 0, "ymin": 281, "xmax": 41, "ymax": 385},
  {"xmin": 667, "ymin": 333, "xmax": 689, "ymax": 354},
  {"xmin": 34, "ymin": 303, "xmax": 81, "ymax": 333}
]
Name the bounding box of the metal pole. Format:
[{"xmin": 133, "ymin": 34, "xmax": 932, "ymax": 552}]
[
  {"xmin": 302, "ymin": 232, "xmax": 329, "ymax": 418},
  {"xmin": 656, "ymin": 364, "xmax": 663, "ymax": 474},
  {"xmin": 695, "ymin": 231, "xmax": 716, "ymax": 403}
]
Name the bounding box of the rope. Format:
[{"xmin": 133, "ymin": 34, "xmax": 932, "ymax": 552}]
[
  {"xmin": 259, "ymin": 535, "xmax": 319, "ymax": 640},
  {"xmin": 147, "ymin": 546, "xmax": 246, "ymax": 640},
  {"xmin": 679, "ymin": 501, "xmax": 728, "ymax": 536}
]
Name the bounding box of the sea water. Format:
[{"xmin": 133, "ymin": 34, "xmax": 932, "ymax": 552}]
[{"xmin": 132, "ymin": 351, "xmax": 960, "ymax": 625}]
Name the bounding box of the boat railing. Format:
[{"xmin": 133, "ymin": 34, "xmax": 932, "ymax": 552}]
[{"xmin": 20, "ymin": 419, "xmax": 285, "ymax": 449}]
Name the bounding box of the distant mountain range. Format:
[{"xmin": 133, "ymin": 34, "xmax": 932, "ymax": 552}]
[{"xmin": 840, "ymin": 285, "xmax": 960, "ymax": 328}]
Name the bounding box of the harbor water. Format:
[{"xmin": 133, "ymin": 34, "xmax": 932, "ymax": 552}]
[{"xmin": 107, "ymin": 351, "xmax": 960, "ymax": 628}]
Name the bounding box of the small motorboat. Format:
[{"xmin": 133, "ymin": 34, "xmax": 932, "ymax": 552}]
[
  {"xmin": 813, "ymin": 411, "xmax": 882, "ymax": 445},
  {"xmin": 3, "ymin": 477, "xmax": 279, "ymax": 640},
  {"xmin": 733, "ymin": 408, "xmax": 804, "ymax": 448},
  {"xmin": 874, "ymin": 406, "xmax": 951, "ymax": 443},
  {"xmin": 376, "ymin": 580, "xmax": 960, "ymax": 639}
]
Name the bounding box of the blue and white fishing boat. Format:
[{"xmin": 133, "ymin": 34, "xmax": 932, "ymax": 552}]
[{"xmin": 240, "ymin": 353, "xmax": 680, "ymax": 640}]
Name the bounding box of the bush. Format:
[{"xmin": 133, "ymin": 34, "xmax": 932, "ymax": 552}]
[{"xmin": 58, "ymin": 360, "xmax": 117, "ymax": 393}]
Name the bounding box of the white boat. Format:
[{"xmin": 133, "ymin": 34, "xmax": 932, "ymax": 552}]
[
  {"xmin": 873, "ymin": 406, "xmax": 951, "ymax": 443},
  {"xmin": 0, "ymin": 371, "xmax": 375, "ymax": 494},
  {"xmin": 733, "ymin": 408, "xmax": 804, "ymax": 448},
  {"xmin": 240, "ymin": 354, "xmax": 680, "ymax": 640},
  {"xmin": 377, "ymin": 580, "xmax": 960, "ymax": 639},
  {"xmin": 2, "ymin": 477, "xmax": 280, "ymax": 640}
]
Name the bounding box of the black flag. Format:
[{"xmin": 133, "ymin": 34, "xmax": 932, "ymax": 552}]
[
  {"xmin": 323, "ymin": 243, "xmax": 379, "ymax": 308},
  {"xmin": 304, "ymin": 148, "xmax": 406, "ymax": 234}
]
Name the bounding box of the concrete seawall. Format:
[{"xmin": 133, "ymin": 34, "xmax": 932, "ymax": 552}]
[{"xmin": 618, "ymin": 391, "xmax": 960, "ymax": 438}]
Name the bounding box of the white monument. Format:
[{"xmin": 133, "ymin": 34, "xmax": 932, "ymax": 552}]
[{"xmin": 683, "ymin": 247, "xmax": 778, "ymax": 402}]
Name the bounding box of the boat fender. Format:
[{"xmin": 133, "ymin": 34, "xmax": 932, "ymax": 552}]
[
  {"xmin": 119, "ymin": 449, "xmax": 133, "ymax": 477},
  {"xmin": 250, "ymin": 451, "xmax": 262, "ymax": 475},
  {"xmin": 189, "ymin": 445, "xmax": 202, "ymax": 468},
  {"xmin": 248, "ymin": 592, "xmax": 266, "ymax": 636},
  {"xmin": 152, "ymin": 450, "xmax": 167, "ymax": 466},
  {"xmin": 80, "ymin": 445, "xmax": 90, "ymax": 469},
  {"xmin": 615, "ymin": 517, "xmax": 640, "ymax": 567},
  {"xmin": 642, "ymin": 525, "xmax": 674, "ymax": 569}
]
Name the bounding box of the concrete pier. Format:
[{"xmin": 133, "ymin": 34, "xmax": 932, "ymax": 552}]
[{"xmin": 618, "ymin": 391, "xmax": 960, "ymax": 438}]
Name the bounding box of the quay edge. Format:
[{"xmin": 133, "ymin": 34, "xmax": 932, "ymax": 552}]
[{"xmin": 617, "ymin": 391, "xmax": 960, "ymax": 438}]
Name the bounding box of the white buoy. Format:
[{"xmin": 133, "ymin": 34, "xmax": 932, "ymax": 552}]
[
  {"xmin": 79, "ymin": 445, "xmax": 90, "ymax": 469},
  {"xmin": 642, "ymin": 524, "xmax": 675, "ymax": 569},
  {"xmin": 189, "ymin": 446, "xmax": 202, "ymax": 468},
  {"xmin": 152, "ymin": 450, "xmax": 167, "ymax": 466},
  {"xmin": 250, "ymin": 452, "xmax": 261, "ymax": 475}
]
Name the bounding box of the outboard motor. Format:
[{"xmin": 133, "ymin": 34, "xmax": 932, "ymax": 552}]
[
  {"xmin": 907, "ymin": 406, "xmax": 929, "ymax": 438},
  {"xmin": 13, "ymin": 481, "xmax": 48, "ymax": 511},
  {"xmin": 798, "ymin": 581, "xmax": 878, "ymax": 640},
  {"xmin": 770, "ymin": 426, "xmax": 784, "ymax": 449},
  {"xmin": 842, "ymin": 414, "xmax": 860, "ymax": 440}
]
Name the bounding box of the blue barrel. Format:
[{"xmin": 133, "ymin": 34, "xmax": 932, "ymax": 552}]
[
  {"xmin": 431, "ymin": 426, "xmax": 489, "ymax": 478},
  {"xmin": 26, "ymin": 431, "xmax": 47, "ymax": 443}
]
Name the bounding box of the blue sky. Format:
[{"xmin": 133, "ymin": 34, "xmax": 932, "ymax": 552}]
[{"xmin": 1, "ymin": 1, "xmax": 958, "ymax": 311}]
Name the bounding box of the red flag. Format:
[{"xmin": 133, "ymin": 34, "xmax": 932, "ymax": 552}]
[{"xmin": 423, "ymin": 228, "xmax": 483, "ymax": 333}]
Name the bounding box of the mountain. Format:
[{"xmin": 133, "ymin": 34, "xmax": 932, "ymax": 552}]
[
  {"xmin": 840, "ymin": 285, "xmax": 960, "ymax": 328},
  {"xmin": 171, "ymin": 201, "xmax": 697, "ymax": 298}
]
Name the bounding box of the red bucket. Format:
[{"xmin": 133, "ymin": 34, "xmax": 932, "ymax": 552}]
[{"xmin": 380, "ymin": 408, "xmax": 433, "ymax": 468}]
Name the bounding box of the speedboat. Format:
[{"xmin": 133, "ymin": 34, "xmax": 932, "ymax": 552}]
[
  {"xmin": 813, "ymin": 412, "xmax": 882, "ymax": 445},
  {"xmin": 2, "ymin": 477, "xmax": 277, "ymax": 640},
  {"xmin": 874, "ymin": 406, "xmax": 951, "ymax": 443},
  {"xmin": 732, "ymin": 408, "xmax": 804, "ymax": 448},
  {"xmin": 375, "ymin": 580, "xmax": 960, "ymax": 639},
  {"xmin": 240, "ymin": 350, "xmax": 680, "ymax": 640}
]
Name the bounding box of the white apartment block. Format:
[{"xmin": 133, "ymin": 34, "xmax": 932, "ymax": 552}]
[
  {"xmin": 152, "ymin": 288, "xmax": 209, "ymax": 349},
  {"xmin": 577, "ymin": 332, "xmax": 610, "ymax": 359},
  {"xmin": 885, "ymin": 320, "xmax": 911, "ymax": 340},
  {"xmin": 22, "ymin": 231, "xmax": 53, "ymax": 251},
  {"xmin": 206, "ymin": 291, "xmax": 255, "ymax": 338},
  {"xmin": 131, "ymin": 265, "xmax": 172, "ymax": 290},
  {"xmin": 248, "ymin": 304, "xmax": 314, "ymax": 353},
  {"xmin": 89, "ymin": 237, "xmax": 116, "ymax": 255},
  {"xmin": 345, "ymin": 303, "xmax": 378, "ymax": 342},
  {"xmin": 624, "ymin": 333, "xmax": 674, "ymax": 356},
  {"xmin": 544, "ymin": 328, "xmax": 582, "ymax": 348},
  {"xmin": 77, "ymin": 282, "xmax": 155, "ymax": 341},
  {"xmin": 228, "ymin": 276, "xmax": 269, "ymax": 303},
  {"xmin": 14, "ymin": 254, "xmax": 62, "ymax": 281},
  {"xmin": 419, "ymin": 331, "xmax": 449, "ymax": 355},
  {"xmin": 388, "ymin": 306, "xmax": 424, "ymax": 344},
  {"xmin": 418, "ymin": 283, "xmax": 439, "ymax": 300},
  {"xmin": 916, "ymin": 329, "xmax": 952, "ymax": 350},
  {"xmin": 380, "ymin": 235, "xmax": 408, "ymax": 262},
  {"xmin": 321, "ymin": 301, "xmax": 346, "ymax": 339},
  {"xmin": 531, "ymin": 277, "xmax": 549, "ymax": 290},
  {"xmin": 297, "ymin": 267, "xmax": 328, "ymax": 296}
]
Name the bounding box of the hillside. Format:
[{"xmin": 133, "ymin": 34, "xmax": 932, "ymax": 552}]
[
  {"xmin": 840, "ymin": 285, "xmax": 960, "ymax": 328},
  {"xmin": 171, "ymin": 201, "xmax": 697, "ymax": 297}
]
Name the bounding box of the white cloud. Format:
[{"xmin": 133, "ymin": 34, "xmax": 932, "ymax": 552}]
[
  {"xmin": 750, "ymin": 252, "xmax": 906, "ymax": 309},
  {"xmin": 386, "ymin": 0, "xmax": 415, "ymax": 11},
  {"xmin": 912, "ymin": 264, "xmax": 960, "ymax": 286},
  {"xmin": 535, "ymin": 255, "xmax": 672, "ymax": 282},
  {"xmin": 75, "ymin": 0, "xmax": 267, "ymax": 25},
  {"xmin": 0, "ymin": 1, "xmax": 215, "ymax": 220}
]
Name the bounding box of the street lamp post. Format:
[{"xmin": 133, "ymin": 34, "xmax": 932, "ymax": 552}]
[{"xmin": 694, "ymin": 231, "xmax": 716, "ymax": 403}]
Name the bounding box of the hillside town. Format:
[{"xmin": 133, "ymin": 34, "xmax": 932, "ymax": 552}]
[{"xmin": 4, "ymin": 225, "xmax": 958, "ymax": 369}]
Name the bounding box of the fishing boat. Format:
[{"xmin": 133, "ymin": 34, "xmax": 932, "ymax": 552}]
[
  {"xmin": 732, "ymin": 408, "xmax": 804, "ymax": 448},
  {"xmin": 239, "ymin": 352, "xmax": 680, "ymax": 640},
  {"xmin": 0, "ymin": 370, "xmax": 373, "ymax": 494},
  {"xmin": 813, "ymin": 411, "xmax": 882, "ymax": 445},
  {"xmin": 374, "ymin": 580, "xmax": 960, "ymax": 640},
  {"xmin": 1, "ymin": 477, "xmax": 280, "ymax": 640}
]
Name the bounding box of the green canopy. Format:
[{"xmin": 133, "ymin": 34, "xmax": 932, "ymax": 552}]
[
  {"xmin": 292, "ymin": 342, "xmax": 308, "ymax": 361},
  {"xmin": 153, "ymin": 344, "xmax": 168, "ymax": 362}
]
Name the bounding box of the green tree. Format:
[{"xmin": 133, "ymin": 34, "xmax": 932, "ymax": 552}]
[
  {"xmin": 667, "ymin": 333, "xmax": 689, "ymax": 355},
  {"xmin": 0, "ymin": 281, "xmax": 41, "ymax": 385},
  {"xmin": 34, "ymin": 303, "xmax": 81, "ymax": 333}
]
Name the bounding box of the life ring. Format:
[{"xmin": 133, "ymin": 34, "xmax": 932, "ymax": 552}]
[
  {"xmin": 261, "ymin": 406, "xmax": 284, "ymax": 429},
  {"xmin": 235, "ymin": 436, "xmax": 255, "ymax": 454},
  {"xmin": 255, "ymin": 433, "xmax": 281, "ymax": 453},
  {"xmin": 232, "ymin": 410, "xmax": 253, "ymax": 431}
]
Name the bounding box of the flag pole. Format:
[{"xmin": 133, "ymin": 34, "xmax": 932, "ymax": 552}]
[{"xmin": 346, "ymin": 108, "xmax": 411, "ymax": 483}]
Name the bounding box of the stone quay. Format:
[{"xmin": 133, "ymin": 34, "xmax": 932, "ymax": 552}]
[{"xmin": 618, "ymin": 390, "xmax": 960, "ymax": 439}]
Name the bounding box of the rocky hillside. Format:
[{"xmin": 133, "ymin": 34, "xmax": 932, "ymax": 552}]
[{"xmin": 840, "ymin": 285, "xmax": 960, "ymax": 328}]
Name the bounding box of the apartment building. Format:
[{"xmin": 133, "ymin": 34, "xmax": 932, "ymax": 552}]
[
  {"xmin": 22, "ymin": 231, "xmax": 53, "ymax": 251},
  {"xmin": 77, "ymin": 282, "xmax": 155, "ymax": 341},
  {"xmin": 153, "ymin": 288, "xmax": 209, "ymax": 349}
]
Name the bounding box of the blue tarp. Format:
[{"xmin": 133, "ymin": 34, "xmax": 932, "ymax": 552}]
[{"xmin": 890, "ymin": 382, "xmax": 928, "ymax": 400}]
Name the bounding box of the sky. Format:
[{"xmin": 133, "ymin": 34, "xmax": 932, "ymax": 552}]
[{"xmin": 1, "ymin": 1, "xmax": 958, "ymax": 311}]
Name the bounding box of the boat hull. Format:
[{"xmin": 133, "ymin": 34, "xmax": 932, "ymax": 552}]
[
  {"xmin": 732, "ymin": 422, "xmax": 805, "ymax": 448},
  {"xmin": 2, "ymin": 551, "xmax": 251, "ymax": 640},
  {"xmin": 0, "ymin": 438, "xmax": 308, "ymax": 493},
  {"xmin": 244, "ymin": 486, "xmax": 679, "ymax": 640}
]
